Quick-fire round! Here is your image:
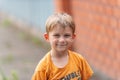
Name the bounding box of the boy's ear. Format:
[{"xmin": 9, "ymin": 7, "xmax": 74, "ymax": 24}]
[
  {"xmin": 72, "ymin": 33, "xmax": 76, "ymax": 39},
  {"xmin": 44, "ymin": 33, "xmax": 49, "ymax": 40}
]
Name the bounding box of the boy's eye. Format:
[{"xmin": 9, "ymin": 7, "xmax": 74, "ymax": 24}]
[
  {"xmin": 52, "ymin": 34, "xmax": 72, "ymax": 38},
  {"xmin": 53, "ymin": 34, "xmax": 60, "ymax": 37},
  {"xmin": 64, "ymin": 34, "xmax": 71, "ymax": 38}
]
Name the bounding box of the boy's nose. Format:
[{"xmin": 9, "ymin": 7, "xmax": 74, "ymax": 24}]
[{"xmin": 59, "ymin": 37, "xmax": 65, "ymax": 42}]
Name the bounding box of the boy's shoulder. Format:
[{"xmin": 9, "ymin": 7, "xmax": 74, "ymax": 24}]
[
  {"xmin": 35, "ymin": 52, "xmax": 51, "ymax": 71},
  {"xmin": 69, "ymin": 50, "xmax": 84, "ymax": 60}
]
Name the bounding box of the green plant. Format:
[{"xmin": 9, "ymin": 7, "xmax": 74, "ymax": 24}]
[
  {"xmin": 0, "ymin": 68, "xmax": 8, "ymax": 80},
  {"xmin": 11, "ymin": 70, "xmax": 19, "ymax": 80},
  {"xmin": 2, "ymin": 53, "xmax": 14, "ymax": 64},
  {"xmin": 0, "ymin": 68, "xmax": 19, "ymax": 80},
  {"xmin": 2, "ymin": 19, "xmax": 12, "ymax": 27}
]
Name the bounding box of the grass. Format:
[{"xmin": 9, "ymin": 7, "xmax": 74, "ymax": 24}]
[
  {"xmin": 18, "ymin": 31, "xmax": 50, "ymax": 50},
  {"xmin": 0, "ymin": 68, "xmax": 19, "ymax": 80},
  {"xmin": 2, "ymin": 18, "xmax": 12, "ymax": 27},
  {"xmin": 1, "ymin": 17, "xmax": 50, "ymax": 51},
  {"xmin": 2, "ymin": 53, "xmax": 14, "ymax": 64}
]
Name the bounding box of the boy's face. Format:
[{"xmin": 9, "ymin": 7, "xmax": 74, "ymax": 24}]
[{"xmin": 44, "ymin": 25, "xmax": 75, "ymax": 53}]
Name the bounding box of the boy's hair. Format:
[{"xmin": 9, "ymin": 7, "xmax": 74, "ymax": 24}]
[{"xmin": 45, "ymin": 13, "xmax": 75, "ymax": 34}]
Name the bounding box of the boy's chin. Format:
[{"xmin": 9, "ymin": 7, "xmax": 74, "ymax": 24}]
[{"xmin": 55, "ymin": 48, "xmax": 68, "ymax": 52}]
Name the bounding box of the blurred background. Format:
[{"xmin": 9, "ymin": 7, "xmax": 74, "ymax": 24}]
[{"xmin": 0, "ymin": 0, "xmax": 120, "ymax": 80}]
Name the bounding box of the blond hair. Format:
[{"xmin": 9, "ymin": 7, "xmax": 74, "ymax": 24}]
[{"xmin": 45, "ymin": 13, "xmax": 75, "ymax": 34}]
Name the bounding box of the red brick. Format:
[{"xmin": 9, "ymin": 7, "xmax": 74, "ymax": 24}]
[
  {"xmin": 99, "ymin": 25, "xmax": 106, "ymax": 35},
  {"xmin": 113, "ymin": 60, "xmax": 119, "ymax": 72},
  {"xmin": 93, "ymin": 14, "xmax": 101, "ymax": 23},
  {"xmin": 112, "ymin": 61, "xmax": 119, "ymax": 79},
  {"xmin": 54, "ymin": 0, "xmax": 72, "ymax": 13},
  {"xmin": 71, "ymin": 0, "xmax": 79, "ymax": 6},
  {"xmin": 116, "ymin": 63, "xmax": 120, "ymax": 79},
  {"xmin": 90, "ymin": 23, "xmax": 98, "ymax": 32},
  {"xmin": 105, "ymin": 6, "xmax": 113, "ymax": 16},
  {"xmin": 54, "ymin": 0, "xmax": 64, "ymax": 12},
  {"xmin": 108, "ymin": 0, "xmax": 117, "ymax": 6},
  {"xmin": 90, "ymin": 3, "xmax": 96, "ymax": 13},
  {"xmin": 76, "ymin": 1, "xmax": 90, "ymax": 11},
  {"xmin": 108, "ymin": 47, "xmax": 116, "ymax": 59},
  {"xmin": 118, "ymin": 20, "xmax": 120, "ymax": 29},
  {"xmin": 103, "ymin": 36, "xmax": 109, "ymax": 46},
  {"xmin": 111, "ymin": 39, "xmax": 119, "ymax": 49},
  {"xmin": 96, "ymin": 34, "xmax": 103, "ymax": 46},
  {"xmin": 101, "ymin": 16, "xmax": 109, "ymax": 26},
  {"xmin": 107, "ymin": 69, "xmax": 116, "ymax": 79},
  {"xmin": 116, "ymin": 50, "xmax": 120, "ymax": 62},
  {"xmin": 117, "ymin": 0, "xmax": 120, "ymax": 7},
  {"xmin": 94, "ymin": 16, "xmax": 107, "ymax": 28},
  {"xmin": 106, "ymin": 27, "xmax": 115, "ymax": 38},
  {"xmin": 78, "ymin": 1, "xmax": 85, "ymax": 10},
  {"xmin": 109, "ymin": 18, "xmax": 118, "ymax": 28},
  {"xmin": 101, "ymin": 0, "xmax": 109, "ymax": 5},
  {"xmin": 113, "ymin": 8, "xmax": 120, "ymax": 18},
  {"xmin": 96, "ymin": 4, "xmax": 105, "ymax": 14},
  {"xmin": 98, "ymin": 53, "xmax": 105, "ymax": 64},
  {"xmin": 117, "ymin": 73, "xmax": 120, "ymax": 80}
]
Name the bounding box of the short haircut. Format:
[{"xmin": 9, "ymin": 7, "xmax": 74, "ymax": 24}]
[{"xmin": 45, "ymin": 13, "xmax": 75, "ymax": 34}]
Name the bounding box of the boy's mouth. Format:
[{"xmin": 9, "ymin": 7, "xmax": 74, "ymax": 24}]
[{"xmin": 56, "ymin": 44, "xmax": 67, "ymax": 47}]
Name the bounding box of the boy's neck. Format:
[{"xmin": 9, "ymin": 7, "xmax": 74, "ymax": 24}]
[
  {"xmin": 50, "ymin": 50, "xmax": 69, "ymax": 68},
  {"xmin": 50, "ymin": 50, "xmax": 68, "ymax": 58}
]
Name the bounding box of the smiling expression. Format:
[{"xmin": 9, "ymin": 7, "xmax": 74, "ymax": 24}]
[{"xmin": 44, "ymin": 25, "xmax": 75, "ymax": 53}]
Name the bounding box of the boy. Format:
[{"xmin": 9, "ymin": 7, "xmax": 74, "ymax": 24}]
[{"xmin": 32, "ymin": 13, "xmax": 93, "ymax": 80}]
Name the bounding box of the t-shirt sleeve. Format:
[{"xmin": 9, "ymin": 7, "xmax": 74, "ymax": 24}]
[
  {"xmin": 32, "ymin": 52, "xmax": 50, "ymax": 80},
  {"xmin": 31, "ymin": 60, "xmax": 48, "ymax": 80},
  {"xmin": 81, "ymin": 58, "xmax": 93, "ymax": 80},
  {"xmin": 32, "ymin": 70, "xmax": 47, "ymax": 80}
]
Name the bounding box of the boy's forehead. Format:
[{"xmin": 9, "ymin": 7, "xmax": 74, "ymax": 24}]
[
  {"xmin": 49, "ymin": 25, "xmax": 73, "ymax": 33},
  {"xmin": 52, "ymin": 25, "xmax": 72, "ymax": 30}
]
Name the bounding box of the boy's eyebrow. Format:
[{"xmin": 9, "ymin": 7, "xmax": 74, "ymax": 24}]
[
  {"xmin": 52, "ymin": 33, "xmax": 59, "ymax": 35},
  {"xmin": 53, "ymin": 33, "xmax": 59, "ymax": 35}
]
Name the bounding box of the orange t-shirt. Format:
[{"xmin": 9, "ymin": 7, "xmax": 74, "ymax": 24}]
[{"xmin": 32, "ymin": 50, "xmax": 93, "ymax": 80}]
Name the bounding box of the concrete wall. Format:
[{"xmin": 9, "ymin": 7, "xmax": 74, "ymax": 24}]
[{"xmin": 0, "ymin": 0, "xmax": 54, "ymax": 33}]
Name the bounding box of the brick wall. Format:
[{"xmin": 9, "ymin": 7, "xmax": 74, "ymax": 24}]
[{"xmin": 54, "ymin": 0, "xmax": 120, "ymax": 79}]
